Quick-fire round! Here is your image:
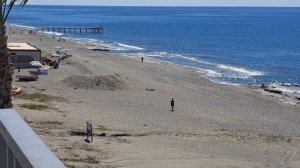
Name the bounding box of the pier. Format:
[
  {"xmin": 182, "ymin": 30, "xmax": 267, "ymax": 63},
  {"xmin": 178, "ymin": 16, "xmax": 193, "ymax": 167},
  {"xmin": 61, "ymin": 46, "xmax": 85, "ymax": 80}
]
[{"xmin": 36, "ymin": 26, "xmax": 104, "ymax": 34}]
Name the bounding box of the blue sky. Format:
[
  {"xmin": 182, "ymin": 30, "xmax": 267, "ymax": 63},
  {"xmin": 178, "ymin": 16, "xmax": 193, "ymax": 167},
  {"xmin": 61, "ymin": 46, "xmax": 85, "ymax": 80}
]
[{"xmin": 28, "ymin": 0, "xmax": 300, "ymax": 7}]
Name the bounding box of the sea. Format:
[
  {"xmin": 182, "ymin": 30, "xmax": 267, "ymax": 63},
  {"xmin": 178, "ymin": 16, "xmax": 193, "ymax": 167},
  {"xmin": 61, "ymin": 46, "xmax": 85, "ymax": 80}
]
[{"xmin": 8, "ymin": 6, "xmax": 300, "ymax": 93}]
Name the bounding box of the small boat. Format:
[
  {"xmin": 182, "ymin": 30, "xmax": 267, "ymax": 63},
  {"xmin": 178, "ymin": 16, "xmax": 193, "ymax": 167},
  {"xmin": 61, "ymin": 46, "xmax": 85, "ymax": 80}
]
[
  {"xmin": 11, "ymin": 86, "xmax": 21, "ymax": 95},
  {"xmin": 16, "ymin": 75, "xmax": 38, "ymax": 81}
]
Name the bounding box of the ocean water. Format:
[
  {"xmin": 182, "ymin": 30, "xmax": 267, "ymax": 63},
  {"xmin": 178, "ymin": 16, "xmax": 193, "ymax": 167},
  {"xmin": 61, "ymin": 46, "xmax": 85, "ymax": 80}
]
[{"xmin": 9, "ymin": 6, "xmax": 300, "ymax": 91}]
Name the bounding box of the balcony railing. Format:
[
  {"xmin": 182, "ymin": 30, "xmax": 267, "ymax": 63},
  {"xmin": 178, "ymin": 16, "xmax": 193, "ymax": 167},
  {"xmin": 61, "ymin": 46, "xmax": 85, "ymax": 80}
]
[{"xmin": 0, "ymin": 109, "xmax": 66, "ymax": 168}]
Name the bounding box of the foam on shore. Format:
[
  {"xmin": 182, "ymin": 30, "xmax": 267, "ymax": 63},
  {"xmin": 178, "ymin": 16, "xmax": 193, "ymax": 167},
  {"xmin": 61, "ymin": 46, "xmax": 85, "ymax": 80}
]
[
  {"xmin": 129, "ymin": 51, "xmax": 266, "ymax": 86},
  {"xmin": 43, "ymin": 31, "xmax": 64, "ymax": 36},
  {"xmin": 9, "ymin": 23, "xmax": 36, "ymax": 30},
  {"xmin": 217, "ymin": 65, "xmax": 265, "ymax": 76},
  {"xmin": 114, "ymin": 43, "xmax": 145, "ymax": 51},
  {"xmin": 269, "ymin": 83, "xmax": 300, "ymax": 94}
]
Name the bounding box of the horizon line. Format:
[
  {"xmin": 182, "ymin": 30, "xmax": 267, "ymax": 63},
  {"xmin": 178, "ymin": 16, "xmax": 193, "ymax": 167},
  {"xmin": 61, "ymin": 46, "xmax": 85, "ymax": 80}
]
[{"xmin": 26, "ymin": 4, "xmax": 300, "ymax": 8}]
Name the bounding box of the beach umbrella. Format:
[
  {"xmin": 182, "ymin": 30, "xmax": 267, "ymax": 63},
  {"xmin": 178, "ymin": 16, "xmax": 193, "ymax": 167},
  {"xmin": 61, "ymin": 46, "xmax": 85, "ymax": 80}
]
[
  {"xmin": 51, "ymin": 53, "xmax": 60, "ymax": 57},
  {"xmin": 30, "ymin": 61, "xmax": 43, "ymax": 67}
]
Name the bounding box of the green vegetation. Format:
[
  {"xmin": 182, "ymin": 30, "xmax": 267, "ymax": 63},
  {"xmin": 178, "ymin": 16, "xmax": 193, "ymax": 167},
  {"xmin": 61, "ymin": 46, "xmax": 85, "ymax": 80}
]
[{"xmin": 0, "ymin": 0, "xmax": 29, "ymax": 108}]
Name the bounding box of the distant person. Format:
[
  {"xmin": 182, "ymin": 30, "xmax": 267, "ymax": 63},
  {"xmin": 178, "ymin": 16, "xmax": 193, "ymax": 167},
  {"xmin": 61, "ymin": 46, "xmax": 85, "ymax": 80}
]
[
  {"xmin": 54, "ymin": 60, "xmax": 59, "ymax": 69},
  {"xmin": 141, "ymin": 57, "xmax": 144, "ymax": 63},
  {"xmin": 170, "ymin": 98, "xmax": 175, "ymax": 111}
]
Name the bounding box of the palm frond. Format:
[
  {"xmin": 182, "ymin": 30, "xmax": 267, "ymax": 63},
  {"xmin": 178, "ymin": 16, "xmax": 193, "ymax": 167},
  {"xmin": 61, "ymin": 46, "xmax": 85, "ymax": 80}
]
[{"xmin": 2, "ymin": 0, "xmax": 29, "ymax": 23}]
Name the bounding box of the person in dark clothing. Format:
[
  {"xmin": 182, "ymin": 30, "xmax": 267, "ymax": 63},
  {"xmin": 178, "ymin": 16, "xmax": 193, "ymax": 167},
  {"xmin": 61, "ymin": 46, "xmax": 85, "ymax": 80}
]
[
  {"xmin": 170, "ymin": 98, "xmax": 175, "ymax": 111},
  {"xmin": 53, "ymin": 60, "xmax": 59, "ymax": 69},
  {"xmin": 141, "ymin": 57, "xmax": 144, "ymax": 63}
]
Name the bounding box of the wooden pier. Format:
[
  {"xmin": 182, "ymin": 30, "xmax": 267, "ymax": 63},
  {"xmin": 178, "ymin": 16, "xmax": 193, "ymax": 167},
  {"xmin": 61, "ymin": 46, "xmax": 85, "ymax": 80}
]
[{"xmin": 36, "ymin": 26, "xmax": 104, "ymax": 34}]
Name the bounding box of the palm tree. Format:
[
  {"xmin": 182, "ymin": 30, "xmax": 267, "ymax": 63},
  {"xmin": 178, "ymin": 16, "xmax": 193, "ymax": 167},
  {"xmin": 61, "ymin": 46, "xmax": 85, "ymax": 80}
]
[{"xmin": 0, "ymin": 0, "xmax": 28, "ymax": 108}]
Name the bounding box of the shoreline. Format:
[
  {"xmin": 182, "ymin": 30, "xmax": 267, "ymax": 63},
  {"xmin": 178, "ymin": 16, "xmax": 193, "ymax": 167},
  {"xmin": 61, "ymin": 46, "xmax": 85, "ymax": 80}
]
[
  {"xmin": 8, "ymin": 24, "xmax": 300, "ymax": 102},
  {"xmin": 8, "ymin": 27, "xmax": 300, "ymax": 167},
  {"xmin": 62, "ymin": 32, "xmax": 300, "ymax": 106}
]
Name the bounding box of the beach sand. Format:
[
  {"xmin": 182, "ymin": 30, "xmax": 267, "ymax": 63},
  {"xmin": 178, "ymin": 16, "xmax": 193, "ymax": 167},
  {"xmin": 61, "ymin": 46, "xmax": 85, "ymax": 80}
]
[{"xmin": 8, "ymin": 29, "xmax": 300, "ymax": 168}]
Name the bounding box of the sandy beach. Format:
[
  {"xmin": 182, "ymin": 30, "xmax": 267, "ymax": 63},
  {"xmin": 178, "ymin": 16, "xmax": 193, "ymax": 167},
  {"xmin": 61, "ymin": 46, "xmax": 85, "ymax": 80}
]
[{"xmin": 8, "ymin": 29, "xmax": 300, "ymax": 168}]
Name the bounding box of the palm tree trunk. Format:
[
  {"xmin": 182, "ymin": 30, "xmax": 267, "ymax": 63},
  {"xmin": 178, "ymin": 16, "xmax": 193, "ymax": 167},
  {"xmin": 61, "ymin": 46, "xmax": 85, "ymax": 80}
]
[{"xmin": 0, "ymin": 23, "xmax": 13, "ymax": 108}]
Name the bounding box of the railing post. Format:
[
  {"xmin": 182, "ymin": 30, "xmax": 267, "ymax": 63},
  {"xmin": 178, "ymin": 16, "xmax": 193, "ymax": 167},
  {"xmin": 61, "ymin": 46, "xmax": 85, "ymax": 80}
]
[
  {"xmin": 0, "ymin": 109, "xmax": 66, "ymax": 168},
  {"xmin": 0, "ymin": 135, "xmax": 7, "ymax": 168}
]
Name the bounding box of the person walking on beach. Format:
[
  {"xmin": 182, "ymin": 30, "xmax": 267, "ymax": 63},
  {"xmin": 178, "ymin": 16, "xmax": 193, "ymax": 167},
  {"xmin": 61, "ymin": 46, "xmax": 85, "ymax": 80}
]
[
  {"xmin": 141, "ymin": 57, "xmax": 144, "ymax": 63},
  {"xmin": 170, "ymin": 98, "xmax": 175, "ymax": 111}
]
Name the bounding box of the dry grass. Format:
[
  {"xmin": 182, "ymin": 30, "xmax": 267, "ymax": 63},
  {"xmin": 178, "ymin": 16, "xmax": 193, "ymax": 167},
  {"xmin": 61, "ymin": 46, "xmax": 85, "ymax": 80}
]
[
  {"xmin": 62, "ymin": 156, "xmax": 100, "ymax": 164},
  {"xmin": 16, "ymin": 91, "xmax": 65, "ymax": 102},
  {"xmin": 95, "ymin": 125, "xmax": 111, "ymax": 131},
  {"xmin": 20, "ymin": 103, "xmax": 50, "ymax": 110},
  {"xmin": 36, "ymin": 121, "xmax": 64, "ymax": 125}
]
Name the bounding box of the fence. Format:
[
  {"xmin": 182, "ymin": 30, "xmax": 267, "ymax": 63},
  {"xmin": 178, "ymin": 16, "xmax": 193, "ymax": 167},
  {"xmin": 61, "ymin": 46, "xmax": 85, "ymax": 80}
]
[{"xmin": 0, "ymin": 109, "xmax": 65, "ymax": 168}]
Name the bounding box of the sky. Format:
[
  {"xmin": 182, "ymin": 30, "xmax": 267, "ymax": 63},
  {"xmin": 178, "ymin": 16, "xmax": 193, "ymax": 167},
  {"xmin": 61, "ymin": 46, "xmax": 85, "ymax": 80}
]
[{"xmin": 28, "ymin": 0, "xmax": 300, "ymax": 7}]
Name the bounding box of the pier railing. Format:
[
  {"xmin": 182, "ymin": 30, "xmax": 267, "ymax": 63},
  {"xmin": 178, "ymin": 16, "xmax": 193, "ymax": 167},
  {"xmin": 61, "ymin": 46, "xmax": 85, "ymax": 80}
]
[
  {"xmin": 36, "ymin": 26, "xmax": 104, "ymax": 34},
  {"xmin": 0, "ymin": 109, "xmax": 66, "ymax": 168}
]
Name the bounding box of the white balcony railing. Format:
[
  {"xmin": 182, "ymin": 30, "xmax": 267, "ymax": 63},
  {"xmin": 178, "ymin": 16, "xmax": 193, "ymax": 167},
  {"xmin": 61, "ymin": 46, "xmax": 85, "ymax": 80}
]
[{"xmin": 0, "ymin": 109, "xmax": 66, "ymax": 168}]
